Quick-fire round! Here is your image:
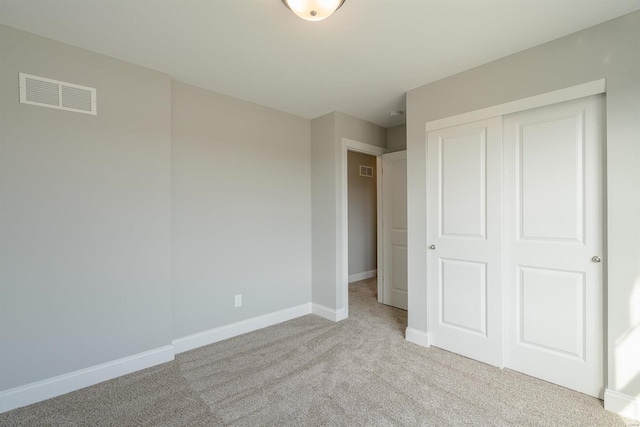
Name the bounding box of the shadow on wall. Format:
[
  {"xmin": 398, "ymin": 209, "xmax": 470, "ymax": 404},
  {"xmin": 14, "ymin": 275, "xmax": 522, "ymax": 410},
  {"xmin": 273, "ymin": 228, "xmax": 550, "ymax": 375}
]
[
  {"xmin": 614, "ymin": 275, "xmax": 640, "ymax": 414},
  {"xmin": 386, "ymin": 124, "xmax": 406, "ymax": 153}
]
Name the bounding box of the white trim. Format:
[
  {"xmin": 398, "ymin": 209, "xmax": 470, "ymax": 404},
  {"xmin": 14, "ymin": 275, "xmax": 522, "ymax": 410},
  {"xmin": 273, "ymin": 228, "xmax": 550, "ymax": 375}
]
[
  {"xmin": 343, "ymin": 138, "xmax": 387, "ymax": 156},
  {"xmin": 425, "ymin": 79, "xmax": 606, "ymax": 132},
  {"xmin": 405, "ymin": 327, "xmax": 431, "ymax": 347},
  {"xmin": 348, "ymin": 269, "xmax": 377, "ymax": 283},
  {"xmin": 173, "ymin": 303, "xmax": 312, "ymax": 354},
  {"xmin": 0, "ymin": 303, "xmax": 317, "ymax": 414},
  {"xmin": 339, "ymin": 138, "xmax": 387, "ymax": 321},
  {"xmin": 336, "ymin": 308, "xmax": 347, "ymax": 322},
  {"xmin": 605, "ymin": 388, "xmax": 640, "ymax": 420},
  {"xmin": 312, "ymin": 303, "xmax": 347, "ymax": 322},
  {"xmin": 376, "ymin": 155, "xmax": 384, "ymax": 303},
  {"xmin": 0, "ymin": 345, "xmax": 174, "ymax": 414}
]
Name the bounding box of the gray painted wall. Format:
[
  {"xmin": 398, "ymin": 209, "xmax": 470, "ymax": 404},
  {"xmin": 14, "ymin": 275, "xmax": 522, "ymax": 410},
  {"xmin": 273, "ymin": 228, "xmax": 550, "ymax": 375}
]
[
  {"xmin": 311, "ymin": 112, "xmax": 386, "ymax": 309},
  {"xmin": 0, "ymin": 25, "xmax": 312, "ymax": 395},
  {"xmin": 335, "ymin": 112, "xmax": 387, "ymax": 149},
  {"xmin": 406, "ymin": 11, "xmax": 640, "ymax": 398},
  {"xmin": 347, "ymin": 151, "xmax": 377, "ymax": 276},
  {"xmin": 386, "ymin": 125, "xmax": 407, "ymax": 153},
  {"xmin": 311, "ymin": 113, "xmax": 337, "ymax": 309},
  {"xmin": 0, "ymin": 25, "xmax": 172, "ymax": 390},
  {"xmin": 171, "ymin": 82, "xmax": 311, "ymax": 339}
]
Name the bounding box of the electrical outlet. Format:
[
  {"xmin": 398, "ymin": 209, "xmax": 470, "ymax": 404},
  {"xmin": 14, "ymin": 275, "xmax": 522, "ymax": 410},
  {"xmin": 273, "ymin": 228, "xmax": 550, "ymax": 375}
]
[{"xmin": 235, "ymin": 295, "xmax": 242, "ymax": 308}]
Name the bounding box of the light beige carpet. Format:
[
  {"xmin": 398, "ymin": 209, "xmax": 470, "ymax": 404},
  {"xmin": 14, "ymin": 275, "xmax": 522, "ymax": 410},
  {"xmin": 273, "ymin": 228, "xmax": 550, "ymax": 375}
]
[{"xmin": 1, "ymin": 278, "xmax": 632, "ymax": 426}]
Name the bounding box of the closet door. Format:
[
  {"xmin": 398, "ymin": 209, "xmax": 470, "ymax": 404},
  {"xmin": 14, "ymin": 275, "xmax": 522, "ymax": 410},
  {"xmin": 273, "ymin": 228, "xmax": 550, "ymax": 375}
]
[
  {"xmin": 503, "ymin": 95, "xmax": 604, "ymax": 397},
  {"xmin": 427, "ymin": 117, "xmax": 503, "ymax": 367}
]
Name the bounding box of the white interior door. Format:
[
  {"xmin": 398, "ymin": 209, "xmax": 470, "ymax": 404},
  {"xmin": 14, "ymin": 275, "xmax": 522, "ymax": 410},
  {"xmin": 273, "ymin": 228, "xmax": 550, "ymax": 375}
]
[
  {"xmin": 427, "ymin": 117, "xmax": 503, "ymax": 367},
  {"xmin": 382, "ymin": 151, "xmax": 407, "ymax": 310},
  {"xmin": 503, "ymin": 95, "xmax": 604, "ymax": 397}
]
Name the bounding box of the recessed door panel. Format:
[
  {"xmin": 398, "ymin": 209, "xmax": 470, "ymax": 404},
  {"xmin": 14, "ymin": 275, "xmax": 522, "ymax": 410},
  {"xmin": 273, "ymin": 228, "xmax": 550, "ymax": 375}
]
[
  {"xmin": 441, "ymin": 132, "xmax": 486, "ymax": 239},
  {"xmin": 392, "ymin": 160, "xmax": 407, "ymax": 230},
  {"xmin": 519, "ymin": 114, "xmax": 585, "ymax": 242},
  {"xmin": 518, "ymin": 267, "xmax": 584, "ymax": 359},
  {"xmin": 392, "ymin": 245, "xmax": 408, "ymax": 292},
  {"xmin": 441, "ymin": 259, "xmax": 486, "ymax": 336}
]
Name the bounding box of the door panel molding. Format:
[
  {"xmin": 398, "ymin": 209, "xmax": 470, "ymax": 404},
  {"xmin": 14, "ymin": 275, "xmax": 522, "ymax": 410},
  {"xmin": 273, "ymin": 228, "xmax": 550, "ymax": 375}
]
[{"xmin": 440, "ymin": 258, "xmax": 488, "ymax": 336}]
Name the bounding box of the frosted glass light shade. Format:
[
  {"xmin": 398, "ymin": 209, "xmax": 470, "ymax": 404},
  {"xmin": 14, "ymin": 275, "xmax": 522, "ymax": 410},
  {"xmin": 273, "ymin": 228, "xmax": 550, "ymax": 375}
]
[{"xmin": 282, "ymin": 0, "xmax": 345, "ymax": 22}]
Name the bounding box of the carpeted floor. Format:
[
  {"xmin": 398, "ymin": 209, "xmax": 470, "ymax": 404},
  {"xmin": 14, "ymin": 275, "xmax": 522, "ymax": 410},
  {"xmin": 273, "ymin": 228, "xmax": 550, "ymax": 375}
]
[{"xmin": 1, "ymin": 278, "xmax": 632, "ymax": 426}]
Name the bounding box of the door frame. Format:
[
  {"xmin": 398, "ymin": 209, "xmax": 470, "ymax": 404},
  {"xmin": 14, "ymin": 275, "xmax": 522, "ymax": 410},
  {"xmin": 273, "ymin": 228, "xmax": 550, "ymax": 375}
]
[{"xmin": 338, "ymin": 138, "xmax": 386, "ymax": 319}]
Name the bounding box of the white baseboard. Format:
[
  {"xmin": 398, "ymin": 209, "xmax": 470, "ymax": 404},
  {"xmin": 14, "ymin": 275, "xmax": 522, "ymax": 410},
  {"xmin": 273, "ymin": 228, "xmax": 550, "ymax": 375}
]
[
  {"xmin": 0, "ymin": 303, "xmax": 316, "ymax": 414},
  {"xmin": 605, "ymin": 388, "xmax": 640, "ymax": 420},
  {"xmin": 312, "ymin": 303, "xmax": 347, "ymax": 322},
  {"xmin": 405, "ymin": 327, "xmax": 431, "ymax": 347},
  {"xmin": 348, "ymin": 269, "xmax": 377, "ymax": 283},
  {"xmin": 0, "ymin": 345, "xmax": 174, "ymax": 414},
  {"xmin": 172, "ymin": 303, "xmax": 312, "ymax": 354}
]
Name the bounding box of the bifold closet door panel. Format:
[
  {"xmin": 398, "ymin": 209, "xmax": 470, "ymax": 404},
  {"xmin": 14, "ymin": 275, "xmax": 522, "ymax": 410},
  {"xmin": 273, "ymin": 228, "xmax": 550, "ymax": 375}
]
[
  {"xmin": 427, "ymin": 117, "xmax": 503, "ymax": 368},
  {"xmin": 503, "ymin": 95, "xmax": 605, "ymax": 397}
]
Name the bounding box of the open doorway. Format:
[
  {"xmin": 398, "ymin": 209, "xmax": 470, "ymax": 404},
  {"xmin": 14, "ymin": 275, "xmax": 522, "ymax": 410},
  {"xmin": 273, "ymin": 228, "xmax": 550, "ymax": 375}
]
[
  {"xmin": 337, "ymin": 139, "xmax": 384, "ymax": 320},
  {"xmin": 343, "ymin": 142, "xmax": 408, "ymax": 318},
  {"xmin": 347, "ymin": 150, "xmax": 379, "ymax": 285}
]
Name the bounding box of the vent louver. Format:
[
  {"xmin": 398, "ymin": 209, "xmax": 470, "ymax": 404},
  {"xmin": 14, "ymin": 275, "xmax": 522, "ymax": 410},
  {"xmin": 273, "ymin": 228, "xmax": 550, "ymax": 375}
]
[
  {"xmin": 19, "ymin": 73, "xmax": 97, "ymax": 115},
  {"xmin": 359, "ymin": 165, "xmax": 373, "ymax": 177}
]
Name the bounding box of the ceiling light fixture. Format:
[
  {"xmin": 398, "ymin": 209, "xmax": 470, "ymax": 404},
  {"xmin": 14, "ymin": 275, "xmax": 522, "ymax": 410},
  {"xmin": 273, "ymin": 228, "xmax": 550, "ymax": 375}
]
[{"xmin": 282, "ymin": 0, "xmax": 345, "ymax": 22}]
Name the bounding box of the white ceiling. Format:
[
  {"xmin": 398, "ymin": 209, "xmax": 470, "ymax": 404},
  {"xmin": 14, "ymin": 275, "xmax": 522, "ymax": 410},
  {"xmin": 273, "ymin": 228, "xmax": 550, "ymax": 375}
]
[{"xmin": 1, "ymin": 0, "xmax": 639, "ymax": 128}]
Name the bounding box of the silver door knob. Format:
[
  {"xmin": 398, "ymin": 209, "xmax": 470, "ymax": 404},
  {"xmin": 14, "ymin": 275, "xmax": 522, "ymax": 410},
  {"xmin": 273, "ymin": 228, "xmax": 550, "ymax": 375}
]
[
  {"xmin": 429, "ymin": 245, "xmax": 436, "ymax": 250},
  {"xmin": 592, "ymin": 256, "xmax": 601, "ymax": 263}
]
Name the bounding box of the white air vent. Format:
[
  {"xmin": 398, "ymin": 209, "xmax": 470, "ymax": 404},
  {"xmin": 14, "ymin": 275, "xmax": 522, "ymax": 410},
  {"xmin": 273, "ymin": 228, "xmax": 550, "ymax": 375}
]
[
  {"xmin": 19, "ymin": 73, "xmax": 97, "ymax": 115},
  {"xmin": 359, "ymin": 165, "xmax": 373, "ymax": 177}
]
